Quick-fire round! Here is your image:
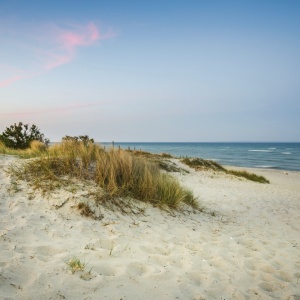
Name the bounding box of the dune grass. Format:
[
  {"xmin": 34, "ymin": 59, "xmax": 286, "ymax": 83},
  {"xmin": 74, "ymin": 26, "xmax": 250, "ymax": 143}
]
[
  {"xmin": 127, "ymin": 149, "xmax": 174, "ymax": 159},
  {"xmin": 181, "ymin": 157, "xmax": 226, "ymax": 172},
  {"xmin": 0, "ymin": 140, "xmax": 47, "ymax": 158},
  {"xmin": 225, "ymin": 169, "xmax": 270, "ymax": 184},
  {"xmin": 127, "ymin": 149, "xmax": 187, "ymax": 173},
  {"xmin": 181, "ymin": 157, "xmax": 269, "ymax": 184},
  {"xmin": 66, "ymin": 257, "xmax": 85, "ymax": 274},
  {"xmin": 5, "ymin": 140, "xmax": 198, "ymax": 209}
]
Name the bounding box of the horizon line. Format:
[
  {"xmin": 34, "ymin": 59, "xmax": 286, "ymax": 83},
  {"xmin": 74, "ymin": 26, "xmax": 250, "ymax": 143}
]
[{"xmin": 50, "ymin": 141, "xmax": 300, "ymax": 143}]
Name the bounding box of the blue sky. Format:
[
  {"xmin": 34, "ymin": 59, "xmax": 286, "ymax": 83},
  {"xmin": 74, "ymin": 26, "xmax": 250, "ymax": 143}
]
[{"xmin": 1, "ymin": 0, "xmax": 300, "ymax": 142}]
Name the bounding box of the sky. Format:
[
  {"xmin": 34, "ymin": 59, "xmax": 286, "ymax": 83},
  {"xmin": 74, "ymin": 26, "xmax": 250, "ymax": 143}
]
[{"xmin": 1, "ymin": 0, "xmax": 300, "ymax": 142}]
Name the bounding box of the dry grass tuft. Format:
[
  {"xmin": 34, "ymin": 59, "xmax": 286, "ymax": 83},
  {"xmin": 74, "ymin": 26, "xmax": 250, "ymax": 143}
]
[
  {"xmin": 181, "ymin": 157, "xmax": 269, "ymax": 183},
  {"xmin": 29, "ymin": 140, "xmax": 47, "ymax": 152},
  {"xmin": 7, "ymin": 140, "xmax": 198, "ymax": 210},
  {"xmin": 66, "ymin": 257, "xmax": 85, "ymax": 274},
  {"xmin": 0, "ymin": 140, "xmax": 47, "ymax": 158}
]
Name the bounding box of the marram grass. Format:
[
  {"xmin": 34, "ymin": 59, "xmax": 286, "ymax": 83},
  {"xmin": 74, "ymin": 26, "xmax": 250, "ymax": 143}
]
[
  {"xmin": 0, "ymin": 140, "xmax": 47, "ymax": 158},
  {"xmin": 181, "ymin": 157, "xmax": 269, "ymax": 184},
  {"xmin": 5, "ymin": 140, "xmax": 198, "ymax": 210},
  {"xmin": 225, "ymin": 169, "xmax": 270, "ymax": 184}
]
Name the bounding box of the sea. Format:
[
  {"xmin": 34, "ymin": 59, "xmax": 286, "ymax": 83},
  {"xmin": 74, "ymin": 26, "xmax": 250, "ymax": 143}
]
[{"xmin": 100, "ymin": 142, "xmax": 300, "ymax": 172}]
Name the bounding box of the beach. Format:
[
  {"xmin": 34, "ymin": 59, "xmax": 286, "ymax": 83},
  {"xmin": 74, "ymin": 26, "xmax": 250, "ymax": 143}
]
[{"xmin": 1, "ymin": 155, "xmax": 300, "ymax": 300}]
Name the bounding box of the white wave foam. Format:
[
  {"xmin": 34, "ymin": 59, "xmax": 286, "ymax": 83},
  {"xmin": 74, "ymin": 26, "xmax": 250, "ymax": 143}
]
[
  {"xmin": 281, "ymin": 152, "xmax": 291, "ymax": 155},
  {"xmin": 248, "ymin": 150, "xmax": 272, "ymax": 152},
  {"xmin": 255, "ymin": 165, "xmax": 275, "ymax": 168}
]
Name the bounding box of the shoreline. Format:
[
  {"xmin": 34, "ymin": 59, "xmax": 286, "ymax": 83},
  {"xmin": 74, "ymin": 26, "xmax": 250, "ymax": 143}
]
[
  {"xmin": 1, "ymin": 155, "xmax": 300, "ymax": 299},
  {"xmin": 101, "ymin": 142, "xmax": 300, "ymax": 173},
  {"xmin": 223, "ymin": 164, "xmax": 300, "ymax": 174},
  {"xmin": 49, "ymin": 142, "xmax": 300, "ymax": 172}
]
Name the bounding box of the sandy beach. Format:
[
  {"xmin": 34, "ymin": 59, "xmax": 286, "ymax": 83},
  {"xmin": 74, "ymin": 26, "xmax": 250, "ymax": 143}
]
[{"xmin": 1, "ymin": 155, "xmax": 300, "ymax": 300}]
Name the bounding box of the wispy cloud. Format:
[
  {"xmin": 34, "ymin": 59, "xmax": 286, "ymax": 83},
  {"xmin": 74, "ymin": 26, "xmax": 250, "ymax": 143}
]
[
  {"xmin": 0, "ymin": 102, "xmax": 104, "ymax": 117},
  {"xmin": 0, "ymin": 75, "xmax": 23, "ymax": 88},
  {"xmin": 43, "ymin": 22, "xmax": 115, "ymax": 70},
  {"xmin": 0, "ymin": 21, "xmax": 115, "ymax": 87},
  {"xmin": 0, "ymin": 64, "xmax": 30, "ymax": 87}
]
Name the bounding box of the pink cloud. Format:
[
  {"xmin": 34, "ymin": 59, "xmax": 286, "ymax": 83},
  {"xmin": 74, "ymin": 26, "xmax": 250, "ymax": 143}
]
[
  {"xmin": 0, "ymin": 75, "xmax": 23, "ymax": 87},
  {"xmin": 59, "ymin": 23, "xmax": 100, "ymax": 48},
  {"xmin": 1, "ymin": 21, "xmax": 116, "ymax": 86},
  {"xmin": 0, "ymin": 65, "xmax": 28, "ymax": 87},
  {"xmin": 0, "ymin": 102, "xmax": 104, "ymax": 118},
  {"xmin": 42, "ymin": 50, "xmax": 75, "ymax": 70},
  {"xmin": 42, "ymin": 22, "xmax": 115, "ymax": 71},
  {"xmin": 88, "ymin": 23, "xmax": 100, "ymax": 41}
]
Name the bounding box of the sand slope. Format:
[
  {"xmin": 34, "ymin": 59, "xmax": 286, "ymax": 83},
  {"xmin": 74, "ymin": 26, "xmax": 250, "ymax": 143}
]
[{"xmin": 0, "ymin": 155, "xmax": 300, "ymax": 299}]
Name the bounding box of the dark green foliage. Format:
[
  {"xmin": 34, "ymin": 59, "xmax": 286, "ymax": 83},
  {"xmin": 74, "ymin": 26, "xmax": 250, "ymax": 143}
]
[
  {"xmin": 160, "ymin": 153, "xmax": 173, "ymax": 158},
  {"xmin": 181, "ymin": 157, "xmax": 226, "ymax": 171},
  {"xmin": 62, "ymin": 135, "xmax": 94, "ymax": 145},
  {"xmin": 0, "ymin": 122, "xmax": 49, "ymax": 149}
]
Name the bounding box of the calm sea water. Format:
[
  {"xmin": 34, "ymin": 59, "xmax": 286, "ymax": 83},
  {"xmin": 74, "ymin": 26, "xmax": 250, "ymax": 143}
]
[{"xmin": 100, "ymin": 142, "xmax": 300, "ymax": 172}]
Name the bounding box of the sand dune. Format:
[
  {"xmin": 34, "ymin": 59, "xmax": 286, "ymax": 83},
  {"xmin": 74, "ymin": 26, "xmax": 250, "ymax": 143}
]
[{"xmin": 1, "ymin": 155, "xmax": 300, "ymax": 299}]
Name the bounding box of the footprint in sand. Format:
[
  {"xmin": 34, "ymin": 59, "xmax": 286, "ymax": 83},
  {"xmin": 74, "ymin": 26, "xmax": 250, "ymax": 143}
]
[
  {"xmin": 270, "ymin": 259, "xmax": 283, "ymax": 270},
  {"xmin": 184, "ymin": 243, "xmax": 203, "ymax": 252},
  {"xmin": 36, "ymin": 245, "xmax": 65, "ymax": 256},
  {"xmin": 237, "ymin": 238, "xmax": 263, "ymax": 253},
  {"xmin": 274, "ymin": 271, "xmax": 292, "ymax": 282},
  {"xmin": 126, "ymin": 261, "xmax": 164, "ymax": 277},
  {"xmin": 294, "ymin": 272, "xmax": 300, "ymax": 282},
  {"xmin": 258, "ymin": 281, "xmax": 277, "ymax": 293},
  {"xmin": 140, "ymin": 245, "xmax": 170, "ymax": 256},
  {"xmin": 93, "ymin": 262, "xmax": 124, "ymax": 276},
  {"xmin": 244, "ymin": 258, "xmax": 258, "ymax": 271},
  {"xmin": 148, "ymin": 254, "xmax": 171, "ymax": 267},
  {"xmin": 260, "ymin": 252, "xmax": 276, "ymax": 261},
  {"xmin": 186, "ymin": 271, "xmax": 207, "ymax": 286},
  {"xmin": 87, "ymin": 238, "xmax": 116, "ymax": 251},
  {"xmin": 259, "ymin": 272, "xmax": 275, "ymax": 282},
  {"xmin": 259, "ymin": 264, "xmax": 277, "ymax": 274},
  {"xmin": 208, "ymin": 258, "xmax": 228, "ymax": 270}
]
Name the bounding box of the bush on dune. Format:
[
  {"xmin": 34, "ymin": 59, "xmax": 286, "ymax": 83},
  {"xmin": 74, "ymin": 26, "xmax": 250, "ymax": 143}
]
[
  {"xmin": 0, "ymin": 122, "xmax": 49, "ymax": 149},
  {"xmin": 8, "ymin": 138, "xmax": 198, "ymax": 210}
]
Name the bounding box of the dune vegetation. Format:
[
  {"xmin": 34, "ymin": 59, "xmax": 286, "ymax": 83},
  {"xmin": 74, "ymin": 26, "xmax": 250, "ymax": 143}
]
[
  {"xmin": 181, "ymin": 157, "xmax": 270, "ymax": 184},
  {"xmin": 1, "ymin": 138, "xmax": 198, "ymax": 210},
  {"xmin": 0, "ymin": 127, "xmax": 269, "ymax": 218}
]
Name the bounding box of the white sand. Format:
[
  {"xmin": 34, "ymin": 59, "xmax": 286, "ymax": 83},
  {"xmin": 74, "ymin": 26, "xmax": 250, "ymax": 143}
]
[{"xmin": 1, "ymin": 155, "xmax": 300, "ymax": 300}]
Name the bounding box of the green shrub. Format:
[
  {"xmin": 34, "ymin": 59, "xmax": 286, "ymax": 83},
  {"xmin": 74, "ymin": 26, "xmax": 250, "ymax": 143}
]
[
  {"xmin": 62, "ymin": 135, "xmax": 94, "ymax": 145},
  {"xmin": 0, "ymin": 122, "xmax": 49, "ymax": 149}
]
